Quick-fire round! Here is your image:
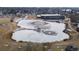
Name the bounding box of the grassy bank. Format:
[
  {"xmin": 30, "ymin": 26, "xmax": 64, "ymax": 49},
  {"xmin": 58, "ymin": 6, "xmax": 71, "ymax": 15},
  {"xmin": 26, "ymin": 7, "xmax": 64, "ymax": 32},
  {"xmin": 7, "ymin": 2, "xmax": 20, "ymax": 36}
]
[{"xmin": 0, "ymin": 18, "xmax": 10, "ymax": 24}]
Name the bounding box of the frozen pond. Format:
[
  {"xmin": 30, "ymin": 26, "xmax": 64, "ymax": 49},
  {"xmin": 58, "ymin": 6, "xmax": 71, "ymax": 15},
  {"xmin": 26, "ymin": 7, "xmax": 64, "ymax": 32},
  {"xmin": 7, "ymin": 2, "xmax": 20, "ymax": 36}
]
[{"xmin": 12, "ymin": 19, "xmax": 69, "ymax": 43}]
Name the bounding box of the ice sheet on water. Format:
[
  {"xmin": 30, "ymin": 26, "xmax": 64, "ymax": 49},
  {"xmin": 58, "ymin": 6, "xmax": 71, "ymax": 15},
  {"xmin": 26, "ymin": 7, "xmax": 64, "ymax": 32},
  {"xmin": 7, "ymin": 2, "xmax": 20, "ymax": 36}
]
[
  {"xmin": 12, "ymin": 30, "xmax": 69, "ymax": 43},
  {"xmin": 12, "ymin": 19, "xmax": 69, "ymax": 43}
]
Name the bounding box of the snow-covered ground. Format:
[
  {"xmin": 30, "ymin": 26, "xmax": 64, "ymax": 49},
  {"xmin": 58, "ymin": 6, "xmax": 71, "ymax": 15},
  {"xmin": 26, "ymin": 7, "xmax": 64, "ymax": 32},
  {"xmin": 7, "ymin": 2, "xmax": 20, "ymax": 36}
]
[{"xmin": 12, "ymin": 19, "xmax": 69, "ymax": 43}]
